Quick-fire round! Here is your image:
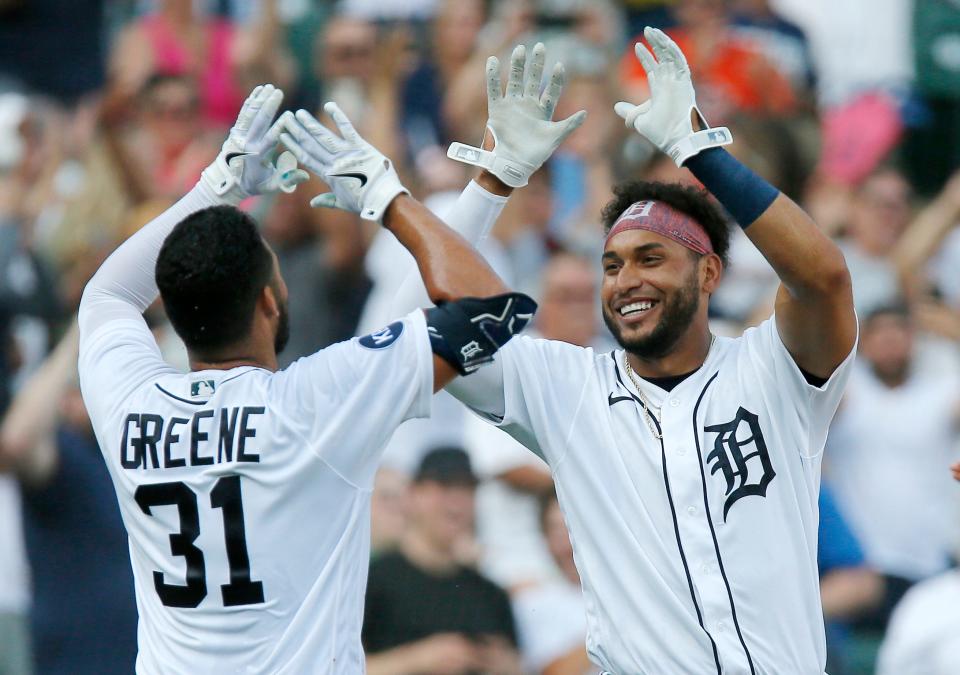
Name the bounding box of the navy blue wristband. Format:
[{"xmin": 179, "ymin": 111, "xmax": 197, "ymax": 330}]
[{"xmin": 684, "ymin": 148, "xmax": 779, "ymax": 229}]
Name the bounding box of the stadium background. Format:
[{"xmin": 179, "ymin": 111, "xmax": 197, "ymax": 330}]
[{"xmin": 0, "ymin": 0, "xmax": 958, "ymax": 673}]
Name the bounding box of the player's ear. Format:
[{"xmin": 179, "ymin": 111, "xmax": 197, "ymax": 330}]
[
  {"xmin": 259, "ymin": 283, "xmax": 281, "ymax": 318},
  {"xmin": 700, "ymin": 253, "xmax": 722, "ymax": 293}
]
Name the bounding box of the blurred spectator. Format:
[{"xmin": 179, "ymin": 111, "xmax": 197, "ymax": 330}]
[
  {"xmin": 621, "ymin": 0, "xmax": 798, "ymax": 119},
  {"xmin": 401, "ymin": 0, "xmax": 486, "ymax": 161},
  {"xmin": 513, "ymin": 488, "xmax": 599, "ymax": 675},
  {"xmin": 729, "ymin": 0, "xmax": 814, "ymax": 97},
  {"xmin": 109, "ymin": 0, "xmax": 292, "ymax": 128},
  {"xmin": 315, "ymin": 13, "xmax": 409, "ymax": 166},
  {"xmin": 0, "ymin": 323, "xmax": 137, "ymax": 674},
  {"xmin": 316, "ymin": 14, "xmax": 378, "ymax": 122},
  {"xmin": 547, "ymin": 60, "xmax": 620, "ymax": 250},
  {"xmin": 111, "ymin": 74, "xmax": 222, "ymax": 201},
  {"xmin": 364, "ymin": 447, "xmax": 522, "ymax": 675},
  {"xmin": 836, "ymin": 167, "xmax": 912, "ymax": 316},
  {"xmin": 825, "ymin": 304, "xmax": 960, "ymax": 628},
  {"xmin": 875, "ymin": 567, "xmax": 960, "ymax": 675},
  {"xmin": 818, "ymin": 484, "xmax": 884, "ymax": 675},
  {"xmin": 774, "ymin": 0, "xmax": 912, "ymax": 186},
  {"xmin": 261, "ymin": 188, "xmax": 371, "ymax": 367},
  {"xmin": 0, "ymin": 97, "xmax": 63, "ymax": 398},
  {"xmin": 892, "ymin": 169, "xmax": 960, "ymax": 311},
  {"xmin": 370, "ymin": 467, "xmax": 410, "ymax": 555}
]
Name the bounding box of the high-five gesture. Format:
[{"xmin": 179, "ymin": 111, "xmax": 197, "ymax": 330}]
[
  {"xmin": 201, "ymin": 84, "xmax": 309, "ymax": 203},
  {"xmin": 447, "ymin": 42, "xmax": 586, "ymax": 187},
  {"xmin": 280, "ymin": 103, "xmax": 409, "ymax": 222},
  {"xmin": 614, "ymin": 27, "xmax": 732, "ymax": 167}
]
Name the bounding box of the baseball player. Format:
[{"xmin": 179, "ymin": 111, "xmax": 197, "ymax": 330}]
[
  {"xmin": 77, "ymin": 85, "xmax": 558, "ymax": 673},
  {"xmin": 395, "ymin": 34, "xmax": 858, "ymax": 674}
]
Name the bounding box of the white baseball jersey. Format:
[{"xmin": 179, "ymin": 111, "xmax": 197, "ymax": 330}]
[
  {"xmin": 462, "ymin": 316, "xmax": 855, "ymax": 674},
  {"xmin": 78, "ymin": 310, "xmax": 432, "ymax": 674}
]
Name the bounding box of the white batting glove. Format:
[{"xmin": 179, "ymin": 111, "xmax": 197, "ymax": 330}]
[
  {"xmin": 447, "ymin": 42, "xmax": 587, "ymax": 188},
  {"xmin": 614, "ymin": 27, "xmax": 732, "ymax": 167},
  {"xmin": 279, "ymin": 103, "xmax": 409, "ymax": 222},
  {"xmin": 201, "ymin": 84, "xmax": 309, "ymax": 203}
]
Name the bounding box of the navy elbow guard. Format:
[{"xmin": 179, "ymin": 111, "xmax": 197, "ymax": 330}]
[{"xmin": 426, "ymin": 293, "xmax": 537, "ymax": 375}]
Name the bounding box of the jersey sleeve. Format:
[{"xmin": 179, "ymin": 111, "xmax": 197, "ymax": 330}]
[
  {"xmin": 78, "ymin": 311, "xmax": 177, "ymax": 426},
  {"xmin": 461, "ymin": 336, "xmax": 594, "ymax": 467},
  {"xmin": 275, "ymin": 309, "xmax": 433, "ymax": 487},
  {"xmin": 740, "ymin": 315, "xmax": 857, "ymax": 458}
]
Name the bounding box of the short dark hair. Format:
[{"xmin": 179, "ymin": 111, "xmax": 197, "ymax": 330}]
[
  {"xmin": 413, "ymin": 446, "xmax": 478, "ymax": 487},
  {"xmin": 601, "ymin": 181, "xmax": 732, "ymax": 268},
  {"xmin": 156, "ymin": 205, "xmax": 273, "ymax": 353},
  {"xmin": 863, "ymin": 301, "xmax": 911, "ymax": 327}
]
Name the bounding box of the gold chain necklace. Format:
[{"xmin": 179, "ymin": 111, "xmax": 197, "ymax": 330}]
[
  {"xmin": 624, "ymin": 355, "xmax": 663, "ymax": 439},
  {"xmin": 623, "ymin": 335, "xmax": 716, "ymax": 441}
]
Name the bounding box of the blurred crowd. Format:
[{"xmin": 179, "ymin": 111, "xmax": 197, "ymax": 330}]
[{"xmin": 0, "ymin": 0, "xmax": 959, "ymax": 673}]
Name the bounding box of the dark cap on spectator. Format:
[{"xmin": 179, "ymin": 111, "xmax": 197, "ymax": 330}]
[{"xmin": 413, "ymin": 446, "xmax": 478, "ymax": 486}]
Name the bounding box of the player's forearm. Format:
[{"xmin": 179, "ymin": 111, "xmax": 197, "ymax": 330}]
[
  {"xmin": 79, "ymin": 182, "xmax": 221, "ymax": 320},
  {"xmin": 0, "ymin": 321, "xmax": 78, "ymax": 475},
  {"xmin": 391, "ymin": 178, "xmax": 510, "ymax": 314},
  {"xmin": 741, "ymin": 194, "xmax": 852, "ymax": 300},
  {"xmin": 383, "ymin": 194, "xmax": 508, "ymax": 304},
  {"xmin": 686, "ymin": 148, "xmax": 850, "ymax": 299},
  {"xmin": 891, "ymin": 189, "xmax": 960, "ymax": 285}
]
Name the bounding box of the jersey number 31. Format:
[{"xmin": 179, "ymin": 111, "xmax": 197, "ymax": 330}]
[{"xmin": 135, "ymin": 475, "xmax": 265, "ymax": 608}]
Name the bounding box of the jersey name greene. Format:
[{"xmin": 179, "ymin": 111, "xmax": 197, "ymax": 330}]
[{"xmin": 119, "ymin": 406, "xmax": 264, "ymax": 470}]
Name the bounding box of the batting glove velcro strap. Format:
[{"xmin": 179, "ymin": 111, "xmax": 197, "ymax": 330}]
[
  {"xmin": 280, "ymin": 103, "xmax": 410, "ymax": 222},
  {"xmin": 426, "ymin": 293, "xmax": 537, "ymax": 375},
  {"xmin": 447, "ymin": 42, "xmax": 586, "ymax": 188},
  {"xmin": 614, "ymin": 27, "xmax": 734, "ymax": 167},
  {"xmin": 201, "ymin": 84, "xmax": 309, "ymax": 203}
]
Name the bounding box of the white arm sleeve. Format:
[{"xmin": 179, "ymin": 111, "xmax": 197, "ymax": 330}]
[
  {"xmin": 78, "ymin": 183, "xmax": 224, "ymax": 421},
  {"xmin": 78, "ymin": 182, "xmax": 222, "ymax": 337},
  {"xmin": 390, "ymin": 179, "xmax": 511, "ymax": 418},
  {"xmin": 391, "ymin": 179, "xmax": 509, "ymax": 313}
]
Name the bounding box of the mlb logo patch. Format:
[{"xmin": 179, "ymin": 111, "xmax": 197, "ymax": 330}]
[
  {"xmin": 359, "ymin": 321, "xmax": 404, "ymax": 350},
  {"xmin": 191, "ymin": 380, "xmax": 216, "ymax": 397}
]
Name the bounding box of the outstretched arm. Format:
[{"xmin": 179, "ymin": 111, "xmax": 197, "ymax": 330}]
[
  {"xmin": 79, "ymin": 85, "xmax": 307, "ymax": 338},
  {"xmin": 400, "ymin": 42, "xmax": 584, "ymax": 412},
  {"xmin": 280, "ymin": 102, "xmax": 540, "ymax": 391},
  {"xmin": 735, "ymin": 192, "xmax": 855, "ymax": 378},
  {"xmin": 617, "ymin": 28, "xmax": 855, "ymax": 378}
]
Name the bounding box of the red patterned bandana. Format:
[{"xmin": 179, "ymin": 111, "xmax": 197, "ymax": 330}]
[{"xmin": 605, "ymin": 201, "xmax": 713, "ymax": 255}]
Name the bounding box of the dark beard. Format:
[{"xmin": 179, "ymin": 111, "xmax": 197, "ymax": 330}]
[
  {"xmin": 274, "ymin": 298, "xmax": 290, "ymax": 354},
  {"xmin": 602, "ymin": 271, "xmax": 700, "ymax": 359}
]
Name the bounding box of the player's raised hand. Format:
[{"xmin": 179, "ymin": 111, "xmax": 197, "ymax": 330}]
[
  {"xmin": 279, "ymin": 103, "xmax": 409, "ymax": 222},
  {"xmin": 614, "ymin": 27, "xmax": 732, "ymax": 167},
  {"xmin": 201, "ymin": 84, "xmax": 309, "ymax": 202},
  {"xmin": 951, "ymin": 461, "xmax": 960, "ymax": 482},
  {"xmin": 447, "ymin": 42, "xmax": 587, "ymax": 188}
]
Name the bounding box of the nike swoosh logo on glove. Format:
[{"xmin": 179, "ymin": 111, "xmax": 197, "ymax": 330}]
[
  {"xmin": 329, "ymin": 172, "xmax": 368, "ymax": 187},
  {"xmin": 225, "ymin": 151, "xmax": 253, "ymax": 164}
]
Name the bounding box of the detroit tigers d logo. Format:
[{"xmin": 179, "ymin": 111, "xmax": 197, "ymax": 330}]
[{"xmin": 705, "ymin": 407, "xmax": 776, "ymax": 520}]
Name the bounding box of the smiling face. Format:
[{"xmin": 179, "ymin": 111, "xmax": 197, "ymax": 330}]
[{"xmin": 601, "ymin": 229, "xmax": 718, "ymax": 359}]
